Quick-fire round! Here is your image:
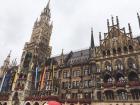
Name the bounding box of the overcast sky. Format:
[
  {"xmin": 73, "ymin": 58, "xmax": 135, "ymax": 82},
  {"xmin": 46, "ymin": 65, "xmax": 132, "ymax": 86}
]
[{"xmin": 0, "ymin": 0, "xmax": 140, "ymax": 66}]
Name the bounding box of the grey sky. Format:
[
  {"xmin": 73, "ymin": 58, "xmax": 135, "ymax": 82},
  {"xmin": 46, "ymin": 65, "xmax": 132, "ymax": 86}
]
[{"xmin": 0, "ymin": 0, "xmax": 140, "ymax": 66}]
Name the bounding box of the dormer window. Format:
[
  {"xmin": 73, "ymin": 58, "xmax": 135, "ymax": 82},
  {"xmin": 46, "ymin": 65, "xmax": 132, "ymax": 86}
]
[{"xmin": 113, "ymin": 48, "xmax": 116, "ymax": 55}]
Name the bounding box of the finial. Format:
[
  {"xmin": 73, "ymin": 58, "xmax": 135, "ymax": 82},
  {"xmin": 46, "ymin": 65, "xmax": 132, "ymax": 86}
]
[
  {"xmin": 116, "ymin": 16, "xmax": 120, "ymax": 28},
  {"xmin": 91, "ymin": 27, "xmax": 93, "ymax": 33},
  {"xmin": 128, "ymin": 23, "xmax": 132, "ymax": 38},
  {"xmin": 137, "ymin": 12, "xmax": 140, "ymax": 30},
  {"xmin": 90, "ymin": 27, "xmax": 95, "ymax": 49},
  {"xmin": 8, "ymin": 50, "xmax": 12, "ymax": 57},
  {"xmin": 123, "ymin": 27, "xmax": 126, "ymax": 35},
  {"xmin": 61, "ymin": 49, "xmax": 64, "ymax": 55},
  {"xmin": 107, "ymin": 19, "xmax": 109, "ymax": 27},
  {"xmin": 34, "ymin": 18, "xmax": 38, "ymax": 27},
  {"xmin": 99, "ymin": 32, "xmax": 102, "ymax": 46},
  {"xmin": 111, "ymin": 16, "xmax": 114, "ymax": 26}
]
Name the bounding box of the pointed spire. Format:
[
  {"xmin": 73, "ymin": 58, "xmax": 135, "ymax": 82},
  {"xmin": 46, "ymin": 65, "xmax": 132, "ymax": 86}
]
[
  {"xmin": 107, "ymin": 19, "xmax": 110, "ymax": 35},
  {"xmin": 90, "ymin": 28, "xmax": 95, "ymax": 49},
  {"xmin": 111, "ymin": 16, "xmax": 114, "ymax": 26},
  {"xmin": 8, "ymin": 50, "xmax": 12, "ymax": 57},
  {"xmin": 116, "ymin": 16, "xmax": 120, "ymax": 28},
  {"xmin": 61, "ymin": 49, "xmax": 64, "ymax": 65},
  {"xmin": 40, "ymin": 0, "xmax": 51, "ymax": 21},
  {"xmin": 46, "ymin": 0, "xmax": 51, "ymax": 9},
  {"xmin": 3, "ymin": 50, "xmax": 11, "ymax": 68},
  {"xmin": 33, "ymin": 18, "xmax": 38, "ymax": 28},
  {"xmin": 128, "ymin": 23, "xmax": 133, "ymax": 38},
  {"xmin": 137, "ymin": 12, "xmax": 140, "ymax": 29}
]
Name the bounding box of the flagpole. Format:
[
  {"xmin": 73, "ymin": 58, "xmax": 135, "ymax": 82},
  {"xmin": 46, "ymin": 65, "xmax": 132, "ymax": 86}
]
[{"xmin": 0, "ymin": 72, "xmax": 7, "ymax": 92}]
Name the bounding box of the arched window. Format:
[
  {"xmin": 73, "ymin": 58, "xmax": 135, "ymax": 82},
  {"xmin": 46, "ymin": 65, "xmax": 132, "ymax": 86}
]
[
  {"xmin": 115, "ymin": 60, "xmax": 123, "ymax": 70},
  {"xmin": 113, "ymin": 48, "xmax": 116, "ymax": 55},
  {"xmin": 103, "ymin": 51, "xmax": 106, "ymax": 56},
  {"xmin": 130, "ymin": 89, "xmax": 140, "ymax": 100},
  {"xmin": 104, "ymin": 90, "xmax": 114, "ymax": 100},
  {"xmin": 107, "ymin": 50, "xmax": 110, "ymax": 56},
  {"xmin": 117, "ymin": 89, "xmax": 128, "ymax": 100},
  {"xmin": 103, "ymin": 73, "xmax": 112, "ymax": 83},
  {"xmin": 116, "ymin": 73, "xmax": 125, "ymax": 82},
  {"xmin": 104, "ymin": 61, "xmax": 112, "ymax": 71},
  {"xmin": 117, "ymin": 47, "xmax": 122, "ymax": 54},
  {"xmin": 3, "ymin": 103, "xmax": 7, "ymax": 105},
  {"xmin": 25, "ymin": 102, "xmax": 31, "ymax": 105},
  {"xmin": 127, "ymin": 58, "xmax": 137, "ymax": 69},
  {"xmin": 96, "ymin": 64, "xmax": 101, "ymax": 73},
  {"xmin": 97, "ymin": 91, "xmax": 102, "ymax": 101},
  {"xmin": 129, "ymin": 45, "xmax": 133, "ymax": 52},
  {"xmin": 123, "ymin": 46, "xmax": 128, "ymax": 53},
  {"xmin": 34, "ymin": 102, "xmax": 39, "ymax": 105},
  {"xmin": 128, "ymin": 71, "xmax": 139, "ymax": 81},
  {"xmin": 19, "ymin": 73, "xmax": 23, "ymax": 79}
]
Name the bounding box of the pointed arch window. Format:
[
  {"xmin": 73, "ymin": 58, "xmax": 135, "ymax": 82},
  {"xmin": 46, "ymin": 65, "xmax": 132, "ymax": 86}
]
[
  {"xmin": 129, "ymin": 45, "xmax": 133, "ymax": 52},
  {"xmin": 123, "ymin": 46, "xmax": 128, "ymax": 53}
]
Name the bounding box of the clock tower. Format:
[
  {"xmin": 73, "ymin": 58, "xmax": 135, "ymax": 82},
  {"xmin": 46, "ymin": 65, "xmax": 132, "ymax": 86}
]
[{"xmin": 11, "ymin": 0, "xmax": 52, "ymax": 105}]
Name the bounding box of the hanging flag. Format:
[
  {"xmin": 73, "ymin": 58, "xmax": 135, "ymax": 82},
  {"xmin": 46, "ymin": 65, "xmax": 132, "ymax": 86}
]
[
  {"xmin": 52, "ymin": 65, "xmax": 55, "ymax": 79},
  {"xmin": 35, "ymin": 66, "xmax": 39, "ymax": 89},
  {"xmin": 0, "ymin": 72, "xmax": 7, "ymax": 92},
  {"xmin": 40, "ymin": 66, "xmax": 47, "ymax": 90}
]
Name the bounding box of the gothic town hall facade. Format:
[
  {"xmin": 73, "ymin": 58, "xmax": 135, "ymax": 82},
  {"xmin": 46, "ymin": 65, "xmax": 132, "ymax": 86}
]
[{"xmin": 0, "ymin": 1, "xmax": 140, "ymax": 105}]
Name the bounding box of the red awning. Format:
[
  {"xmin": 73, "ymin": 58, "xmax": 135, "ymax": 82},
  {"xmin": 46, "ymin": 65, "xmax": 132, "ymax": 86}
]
[{"xmin": 44, "ymin": 101, "xmax": 61, "ymax": 105}]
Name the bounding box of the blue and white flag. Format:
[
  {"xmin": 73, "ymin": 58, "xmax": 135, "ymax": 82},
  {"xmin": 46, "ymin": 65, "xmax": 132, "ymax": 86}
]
[
  {"xmin": 35, "ymin": 66, "xmax": 39, "ymax": 89},
  {"xmin": 0, "ymin": 72, "xmax": 7, "ymax": 92}
]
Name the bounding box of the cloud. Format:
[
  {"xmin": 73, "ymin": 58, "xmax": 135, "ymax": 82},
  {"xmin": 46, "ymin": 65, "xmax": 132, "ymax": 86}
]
[{"xmin": 0, "ymin": 0, "xmax": 140, "ymax": 65}]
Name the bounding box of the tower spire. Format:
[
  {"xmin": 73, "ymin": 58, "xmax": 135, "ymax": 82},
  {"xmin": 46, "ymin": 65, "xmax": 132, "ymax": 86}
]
[
  {"xmin": 90, "ymin": 28, "xmax": 95, "ymax": 49},
  {"xmin": 46, "ymin": 0, "xmax": 51, "ymax": 9}
]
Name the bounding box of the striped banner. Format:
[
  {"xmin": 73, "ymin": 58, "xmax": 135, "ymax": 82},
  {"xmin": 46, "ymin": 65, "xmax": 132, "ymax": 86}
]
[{"xmin": 40, "ymin": 66, "xmax": 47, "ymax": 90}]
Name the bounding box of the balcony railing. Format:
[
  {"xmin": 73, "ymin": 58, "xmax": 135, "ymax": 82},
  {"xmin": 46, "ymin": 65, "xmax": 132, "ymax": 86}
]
[
  {"xmin": 25, "ymin": 95, "xmax": 59, "ymax": 101},
  {"xmin": 103, "ymin": 83, "xmax": 113, "ymax": 88},
  {"xmin": 116, "ymin": 82, "xmax": 126, "ymax": 87}
]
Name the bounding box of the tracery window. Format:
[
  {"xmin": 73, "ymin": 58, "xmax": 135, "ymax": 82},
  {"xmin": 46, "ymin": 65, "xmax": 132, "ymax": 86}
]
[
  {"xmin": 127, "ymin": 58, "xmax": 137, "ymax": 69},
  {"xmin": 105, "ymin": 61, "xmax": 112, "ymax": 71},
  {"xmin": 115, "ymin": 59, "xmax": 123, "ymax": 70},
  {"xmin": 73, "ymin": 70, "xmax": 80, "ymax": 77},
  {"xmin": 117, "ymin": 90, "xmax": 128, "ymax": 100}
]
